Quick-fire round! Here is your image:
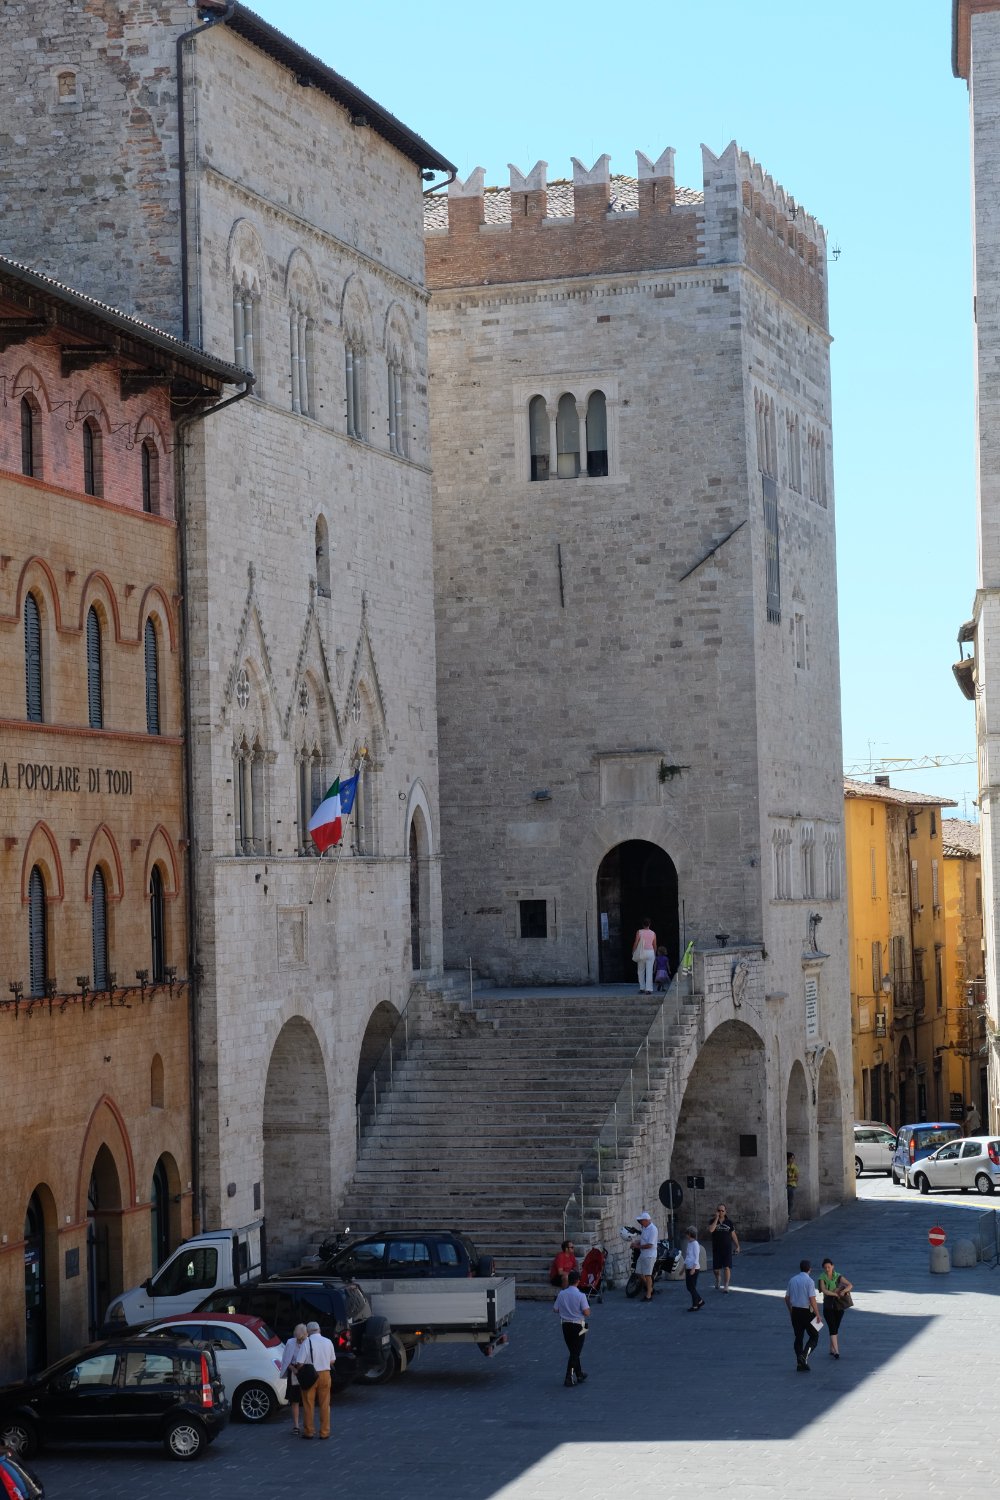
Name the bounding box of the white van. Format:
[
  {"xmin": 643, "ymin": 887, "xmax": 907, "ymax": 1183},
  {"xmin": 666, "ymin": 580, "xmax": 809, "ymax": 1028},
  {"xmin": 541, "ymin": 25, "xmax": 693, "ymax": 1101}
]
[{"xmin": 103, "ymin": 1221, "xmax": 265, "ymax": 1330}]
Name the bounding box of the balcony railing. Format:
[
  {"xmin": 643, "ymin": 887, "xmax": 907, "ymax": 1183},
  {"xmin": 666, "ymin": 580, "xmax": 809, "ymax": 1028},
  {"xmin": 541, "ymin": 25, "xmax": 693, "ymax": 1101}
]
[{"xmin": 892, "ymin": 979, "xmax": 925, "ymax": 1015}]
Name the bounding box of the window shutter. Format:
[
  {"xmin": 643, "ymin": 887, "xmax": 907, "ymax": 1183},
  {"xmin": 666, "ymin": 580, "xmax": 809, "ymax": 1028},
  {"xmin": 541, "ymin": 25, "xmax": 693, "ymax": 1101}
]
[
  {"xmin": 145, "ymin": 619, "xmax": 160, "ymax": 735},
  {"xmin": 87, "ymin": 606, "xmax": 103, "ymax": 728},
  {"xmin": 150, "ymin": 867, "xmax": 165, "ymax": 982},
  {"xmin": 24, "ymin": 595, "xmax": 42, "ymax": 722},
  {"xmin": 92, "ymin": 867, "xmax": 108, "ymax": 990},
  {"xmin": 28, "ymin": 866, "xmax": 46, "ymax": 998},
  {"xmin": 83, "ymin": 421, "xmax": 95, "ymax": 495},
  {"xmin": 21, "ymin": 397, "xmax": 35, "ymax": 477}
]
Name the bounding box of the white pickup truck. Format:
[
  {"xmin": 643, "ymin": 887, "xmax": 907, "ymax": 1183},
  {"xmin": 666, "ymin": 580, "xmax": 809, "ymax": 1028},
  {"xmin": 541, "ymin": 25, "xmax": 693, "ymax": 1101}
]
[
  {"xmin": 353, "ymin": 1275, "xmax": 516, "ymax": 1376},
  {"xmin": 103, "ymin": 1221, "xmax": 265, "ymax": 1329}
]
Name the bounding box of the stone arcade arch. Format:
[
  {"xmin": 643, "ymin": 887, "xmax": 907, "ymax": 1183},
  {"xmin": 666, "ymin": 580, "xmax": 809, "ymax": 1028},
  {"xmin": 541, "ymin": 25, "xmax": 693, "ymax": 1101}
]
[
  {"xmin": 817, "ymin": 1050, "xmax": 845, "ymax": 1207},
  {"xmin": 671, "ymin": 1020, "xmax": 768, "ymax": 1232},
  {"xmin": 596, "ymin": 840, "xmax": 678, "ymax": 983},
  {"xmin": 263, "ymin": 1018, "xmax": 331, "ymax": 1267},
  {"xmin": 786, "ymin": 1061, "xmax": 815, "ymax": 1221},
  {"xmin": 356, "ymin": 1000, "xmax": 402, "ymax": 1110}
]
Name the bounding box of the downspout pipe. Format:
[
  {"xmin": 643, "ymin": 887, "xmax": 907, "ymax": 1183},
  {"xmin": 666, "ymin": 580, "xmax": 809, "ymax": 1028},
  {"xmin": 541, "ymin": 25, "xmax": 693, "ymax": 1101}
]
[
  {"xmin": 174, "ymin": 379, "xmax": 253, "ymax": 1233},
  {"xmin": 177, "ymin": 3, "xmax": 236, "ymax": 342}
]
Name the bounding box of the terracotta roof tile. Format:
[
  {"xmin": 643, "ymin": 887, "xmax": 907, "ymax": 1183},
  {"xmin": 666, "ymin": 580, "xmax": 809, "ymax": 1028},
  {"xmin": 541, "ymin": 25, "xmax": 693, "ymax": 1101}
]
[
  {"xmin": 941, "ymin": 819, "xmax": 981, "ymax": 858},
  {"xmin": 843, "ymin": 777, "xmax": 958, "ymax": 809}
]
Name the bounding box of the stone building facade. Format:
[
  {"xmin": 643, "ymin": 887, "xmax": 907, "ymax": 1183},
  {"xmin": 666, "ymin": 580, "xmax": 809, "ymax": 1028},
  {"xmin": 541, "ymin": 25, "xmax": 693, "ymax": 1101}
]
[
  {"xmin": 426, "ymin": 146, "xmax": 852, "ymax": 1228},
  {"xmin": 0, "ymin": 4, "xmax": 452, "ymax": 1262},
  {"xmin": 953, "ymin": 0, "xmax": 1000, "ymax": 1132},
  {"xmin": 0, "ymin": 255, "xmax": 243, "ymax": 1377}
]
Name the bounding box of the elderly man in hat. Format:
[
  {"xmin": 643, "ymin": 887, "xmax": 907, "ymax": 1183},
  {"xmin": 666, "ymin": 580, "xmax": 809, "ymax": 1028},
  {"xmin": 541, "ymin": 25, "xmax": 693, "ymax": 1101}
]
[{"xmin": 631, "ymin": 1211, "xmax": 659, "ymax": 1302}]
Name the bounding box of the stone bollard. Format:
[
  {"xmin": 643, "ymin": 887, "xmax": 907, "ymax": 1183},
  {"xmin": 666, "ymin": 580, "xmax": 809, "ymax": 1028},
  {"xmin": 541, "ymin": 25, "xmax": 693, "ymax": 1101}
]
[
  {"xmin": 952, "ymin": 1238, "xmax": 978, "ymax": 1268},
  {"xmin": 929, "ymin": 1244, "xmax": 951, "ymax": 1274}
]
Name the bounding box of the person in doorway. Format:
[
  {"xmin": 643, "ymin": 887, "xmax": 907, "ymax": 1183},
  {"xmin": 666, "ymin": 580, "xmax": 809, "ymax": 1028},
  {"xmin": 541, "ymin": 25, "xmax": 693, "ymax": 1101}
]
[
  {"xmin": 549, "ymin": 1240, "xmax": 578, "ymax": 1288},
  {"xmin": 277, "ymin": 1323, "xmax": 309, "ymax": 1436},
  {"xmin": 553, "ymin": 1269, "xmax": 591, "ymax": 1387},
  {"xmin": 785, "ymin": 1258, "xmax": 821, "ymax": 1372},
  {"xmin": 299, "ymin": 1321, "xmax": 336, "ymax": 1440},
  {"xmin": 709, "ymin": 1204, "xmax": 741, "ymax": 1292},
  {"xmin": 633, "ymin": 919, "xmax": 657, "ymax": 994},
  {"xmin": 683, "ymin": 1225, "xmax": 705, "ymax": 1310},
  {"xmin": 632, "ymin": 1211, "xmax": 659, "ymax": 1302},
  {"xmin": 786, "ymin": 1152, "xmax": 799, "ymax": 1217},
  {"xmin": 966, "ymin": 1101, "xmax": 982, "ymax": 1136},
  {"xmin": 817, "ymin": 1258, "xmax": 853, "ymax": 1359},
  {"xmin": 653, "ymin": 946, "xmax": 672, "ymax": 993}
]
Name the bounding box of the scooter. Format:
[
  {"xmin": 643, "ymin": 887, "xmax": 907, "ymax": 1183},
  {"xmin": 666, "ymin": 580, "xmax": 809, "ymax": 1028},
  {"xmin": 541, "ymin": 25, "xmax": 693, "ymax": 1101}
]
[{"xmin": 621, "ymin": 1225, "xmax": 680, "ymax": 1298}]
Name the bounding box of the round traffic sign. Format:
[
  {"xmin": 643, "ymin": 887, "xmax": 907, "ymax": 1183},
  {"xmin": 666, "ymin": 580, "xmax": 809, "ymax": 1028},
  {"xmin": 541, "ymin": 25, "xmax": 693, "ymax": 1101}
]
[
  {"xmin": 658, "ymin": 1178, "xmax": 683, "ymax": 1211},
  {"xmin": 928, "ymin": 1226, "xmax": 946, "ymax": 1247}
]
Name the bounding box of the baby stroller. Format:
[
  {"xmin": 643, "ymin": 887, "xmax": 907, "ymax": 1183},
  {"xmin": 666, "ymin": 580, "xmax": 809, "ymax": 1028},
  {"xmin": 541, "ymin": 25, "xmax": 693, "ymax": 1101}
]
[{"xmin": 578, "ymin": 1245, "xmax": 607, "ymax": 1303}]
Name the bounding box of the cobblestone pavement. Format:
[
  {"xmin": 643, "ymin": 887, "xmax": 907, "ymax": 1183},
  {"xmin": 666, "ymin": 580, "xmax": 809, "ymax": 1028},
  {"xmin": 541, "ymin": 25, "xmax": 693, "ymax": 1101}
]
[{"xmin": 29, "ymin": 1176, "xmax": 1000, "ymax": 1499}]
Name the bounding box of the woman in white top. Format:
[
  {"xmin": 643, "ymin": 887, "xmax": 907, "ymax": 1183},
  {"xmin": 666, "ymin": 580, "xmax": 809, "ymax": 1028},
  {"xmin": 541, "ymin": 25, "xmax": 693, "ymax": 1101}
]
[
  {"xmin": 633, "ymin": 919, "xmax": 657, "ymax": 994},
  {"xmin": 277, "ymin": 1323, "xmax": 309, "ymax": 1436}
]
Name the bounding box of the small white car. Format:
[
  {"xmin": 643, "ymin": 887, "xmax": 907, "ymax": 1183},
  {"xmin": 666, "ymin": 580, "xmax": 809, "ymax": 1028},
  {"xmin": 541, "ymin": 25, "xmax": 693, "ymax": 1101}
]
[
  {"xmin": 142, "ymin": 1312, "xmax": 287, "ymax": 1423},
  {"xmin": 853, "ymin": 1124, "xmax": 897, "ymax": 1178},
  {"xmin": 907, "ymin": 1136, "xmax": 1000, "ymax": 1196}
]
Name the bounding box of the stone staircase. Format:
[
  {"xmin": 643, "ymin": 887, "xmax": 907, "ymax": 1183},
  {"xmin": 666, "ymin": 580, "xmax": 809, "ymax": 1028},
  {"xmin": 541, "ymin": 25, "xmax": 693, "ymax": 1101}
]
[{"xmin": 335, "ymin": 974, "xmax": 702, "ymax": 1294}]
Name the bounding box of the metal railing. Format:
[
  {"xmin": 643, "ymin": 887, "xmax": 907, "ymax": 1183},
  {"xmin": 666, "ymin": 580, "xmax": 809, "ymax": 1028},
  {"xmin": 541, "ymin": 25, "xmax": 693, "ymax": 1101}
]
[
  {"xmin": 561, "ymin": 966, "xmax": 695, "ymax": 1240},
  {"xmin": 355, "ymin": 1002, "xmax": 413, "ymax": 1145}
]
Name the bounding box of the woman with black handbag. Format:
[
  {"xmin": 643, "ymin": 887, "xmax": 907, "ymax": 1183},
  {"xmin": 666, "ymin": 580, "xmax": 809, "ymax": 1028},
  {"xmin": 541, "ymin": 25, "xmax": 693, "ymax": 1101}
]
[{"xmin": 818, "ymin": 1258, "xmax": 854, "ymax": 1360}]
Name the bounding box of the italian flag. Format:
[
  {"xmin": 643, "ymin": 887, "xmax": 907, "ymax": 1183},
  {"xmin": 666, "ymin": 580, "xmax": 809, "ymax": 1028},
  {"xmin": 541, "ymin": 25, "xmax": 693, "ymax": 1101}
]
[{"xmin": 308, "ymin": 773, "xmax": 358, "ymax": 854}]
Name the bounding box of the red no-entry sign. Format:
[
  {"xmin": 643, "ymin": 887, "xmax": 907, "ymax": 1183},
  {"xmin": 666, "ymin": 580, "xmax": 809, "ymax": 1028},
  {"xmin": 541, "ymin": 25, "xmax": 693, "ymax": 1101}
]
[{"xmin": 928, "ymin": 1226, "xmax": 946, "ymax": 1247}]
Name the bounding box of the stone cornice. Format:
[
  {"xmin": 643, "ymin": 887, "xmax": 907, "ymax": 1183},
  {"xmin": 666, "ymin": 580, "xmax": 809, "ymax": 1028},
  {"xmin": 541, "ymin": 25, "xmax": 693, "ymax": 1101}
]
[
  {"xmin": 201, "ymin": 164, "xmax": 430, "ymax": 306},
  {"xmin": 428, "ymin": 261, "xmax": 833, "ymax": 345}
]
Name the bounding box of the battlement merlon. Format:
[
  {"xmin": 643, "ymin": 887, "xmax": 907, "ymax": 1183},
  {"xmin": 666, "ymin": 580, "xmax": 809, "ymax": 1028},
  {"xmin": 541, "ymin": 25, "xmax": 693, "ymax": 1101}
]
[{"xmin": 428, "ymin": 143, "xmax": 829, "ymax": 328}]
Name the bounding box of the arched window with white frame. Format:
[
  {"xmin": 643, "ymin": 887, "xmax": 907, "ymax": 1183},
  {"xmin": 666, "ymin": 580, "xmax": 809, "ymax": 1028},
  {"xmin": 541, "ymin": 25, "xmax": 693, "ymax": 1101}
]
[
  {"xmin": 586, "ymin": 390, "xmax": 608, "ymax": 477},
  {"xmin": 528, "ymin": 395, "xmax": 550, "ymax": 481},
  {"xmin": 556, "ymin": 393, "xmax": 580, "ymax": 478}
]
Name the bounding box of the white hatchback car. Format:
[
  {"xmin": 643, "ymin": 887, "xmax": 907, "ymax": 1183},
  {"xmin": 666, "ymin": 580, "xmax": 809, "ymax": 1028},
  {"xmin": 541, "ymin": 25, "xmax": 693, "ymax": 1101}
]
[
  {"xmin": 142, "ymin": 1312, "xmax": 287, "ymax": 1423},
  {"xmin": 853, "ymin": 1123, "xmax": 897, "ymax": 1178},
  {"xmin": 907, "ymin": 1136, "xmax": 1000, "ymax": 1196}
]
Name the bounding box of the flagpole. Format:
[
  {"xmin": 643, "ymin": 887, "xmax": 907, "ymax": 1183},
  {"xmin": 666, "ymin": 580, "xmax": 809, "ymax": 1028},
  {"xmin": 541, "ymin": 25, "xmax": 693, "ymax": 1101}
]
[{"xmin": 306, "ymin": 748, "xmax": 363, "ymax": 909}]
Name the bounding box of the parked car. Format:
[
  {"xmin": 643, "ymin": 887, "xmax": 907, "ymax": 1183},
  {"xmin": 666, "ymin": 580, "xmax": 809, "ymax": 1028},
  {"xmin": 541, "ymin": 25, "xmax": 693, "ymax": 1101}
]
[
  {"xmin": 892, "ymin": 1122, "xmax": 963, "ymax": 1184},
  {"xmin": 140, "ymin": 1312, "xmax": 286, "ymax": 1423},
  {"xmin": 855, "ymin": 1118, "xmax": 895, "ymax": 1135},
  {"xmin": 908, "ymin": 1136, "xmax": 1000, "ymax": 1195},
  {"xmin": 0, "ymin": 1335, "xmax": 228, "ymax": 1462},
  {"xmin": 195, "ymin": 1279, "xmax": 390, "ymax": 1389},
  {"xmin": 853, "ymin": 1123, "xmax": 897, "ymax": 1177},
  {"xmin": 317, "ymin": 1231, "xmax": 495, "ymax": 1280},
  {"xmin": 103, "ymin": 1221, "xmax": 264, "ymax": 1330}
]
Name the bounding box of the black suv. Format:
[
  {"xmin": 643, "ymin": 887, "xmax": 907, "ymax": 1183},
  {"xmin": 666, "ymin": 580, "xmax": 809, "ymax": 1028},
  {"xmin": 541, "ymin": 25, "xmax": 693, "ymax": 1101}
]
[
  {"xmin": 196, "ymin": 1279, "xmax": 390, "ymax": 1389},
  {"xmin": 318, "ymin": 1230, "xmax": 495, "ymax": 1280},
  {"xmin": 0, "ymin": 1336, "xmax": 228, "ymax": 1462}
]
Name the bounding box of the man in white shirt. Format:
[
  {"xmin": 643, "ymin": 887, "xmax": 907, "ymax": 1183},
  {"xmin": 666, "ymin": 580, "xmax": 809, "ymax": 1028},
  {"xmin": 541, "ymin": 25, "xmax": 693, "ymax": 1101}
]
[
  {"xmin": 785, "ymin": 1259, "xmax": 821, "ymax": 1372},
  {"xmin": 553, "ymin": 1270, "xmax": 591, "ymax": 1386},
  {"xmin": 632, "ymin": 1211, "xmax": 659, "ymax": 1302},
  {"xmin": 299, "ymin": 1319, "xmax": 336, "ymax": 1438}
]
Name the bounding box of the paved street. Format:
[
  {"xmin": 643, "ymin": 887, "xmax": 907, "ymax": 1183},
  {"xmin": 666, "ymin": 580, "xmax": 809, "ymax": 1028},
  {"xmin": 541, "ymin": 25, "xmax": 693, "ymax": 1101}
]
[{"xmin": 30, "ymin": 1177, "xmax": 1000, "ymax": 1499}]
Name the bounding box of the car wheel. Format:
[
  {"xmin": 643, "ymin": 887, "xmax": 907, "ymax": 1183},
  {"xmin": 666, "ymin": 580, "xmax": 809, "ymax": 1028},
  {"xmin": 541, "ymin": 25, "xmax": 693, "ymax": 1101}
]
[
  {"xmin": 854, "ymin": 1156, "xmax": 863, "ymax": 1179},
  {"xmin": 916, "ymin": 1174, "xmax": 930, "ymax": 1195},
  {"xmin": 360, "ymin": 1344, "xmax": 404, "ymax": 1385},
  {"xmin": 0, "ymin": 1420, "xmax": 37, "ymax": 1460},
  {"xmin": 976, "ymin": 1173, "xmax": 995, "ymax": 1196},
  {"xmin": 164, "ymin": 1417, "xmax": 206, "ymax": 1461},
  {"xmin": 235, "ymin": 1382, "xmax": 275, "ymax": 1422},
  {"xmin": 624, "ymin": 1272, "xmax": 643, "ymax": 1299}
]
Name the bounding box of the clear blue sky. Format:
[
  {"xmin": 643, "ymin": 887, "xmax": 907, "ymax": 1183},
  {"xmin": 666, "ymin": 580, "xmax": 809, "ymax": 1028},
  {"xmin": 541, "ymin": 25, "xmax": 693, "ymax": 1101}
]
[{"xmin": 249, "ymin": 0, "xmax": 979, "ymax": 817}]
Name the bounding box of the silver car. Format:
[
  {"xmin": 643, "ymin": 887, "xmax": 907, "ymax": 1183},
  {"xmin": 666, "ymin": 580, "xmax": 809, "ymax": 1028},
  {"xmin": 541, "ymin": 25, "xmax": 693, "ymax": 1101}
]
[
  {"xmin": 853, "ymin": 1124, "xmax": 897, "ymax": 1178},
  {"xmin": 907, "ymin": 1136, "xmax": 1000, "ymax": 1195}
]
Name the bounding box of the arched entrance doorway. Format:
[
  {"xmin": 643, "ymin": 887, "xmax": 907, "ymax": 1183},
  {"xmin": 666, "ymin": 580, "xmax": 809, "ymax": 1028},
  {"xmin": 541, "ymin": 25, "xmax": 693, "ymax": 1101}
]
[
  {"xmin": 149, "ymin": 1155, "xmax": 181, "ymax": 1272},
  {"xmin": 87, "ymin": 1144, "xmax": 123, "ymax": 1339},
  {"xmin": 817, "ymin": 1050, "xmax": 844, "ymax": 1206},
  {"xmin": 786, "ymin": 1061, "xmax": 814, "ymax": 1221},
  {"xmin": 263, "ymin": 1018, "xmax": 331, "ymax": 1268},
  {"xmin": 672, "ymin": 1021, "xmax": 768, "ymax": 1233},
  {"xmin": 23, "ymin": 1192, "xmax": 47, "ymax": 1374},
  {"xmin": 596, "ymin": 840, "xmax": 678, "ymax": 983},
  {"xmin": 897, "ymin": 1035, "xmax": 913, "ymax": 1125},
  {"xmin": 356, "ymin": 1000, "xmax": 401, "ymax": 1107}
]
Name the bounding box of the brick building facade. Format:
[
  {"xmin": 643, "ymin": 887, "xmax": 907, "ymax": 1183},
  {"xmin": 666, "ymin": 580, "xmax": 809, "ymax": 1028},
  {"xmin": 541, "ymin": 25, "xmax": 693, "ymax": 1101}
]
[
  {"xmin": 426, "ymin": 146, "xmax": 852, "ymax": 1229},
  {"xmin": 0, "ymin": 3, "xmax": 452, "ymax": 1265},
  {"xmin": 0, "ymin": 256, "xmax": 243, "ymax": 1377}
]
